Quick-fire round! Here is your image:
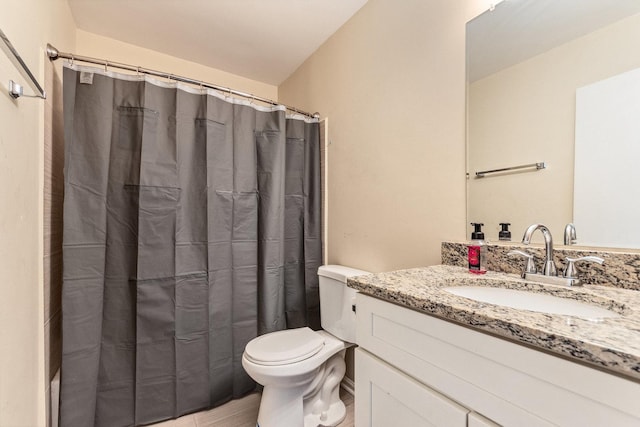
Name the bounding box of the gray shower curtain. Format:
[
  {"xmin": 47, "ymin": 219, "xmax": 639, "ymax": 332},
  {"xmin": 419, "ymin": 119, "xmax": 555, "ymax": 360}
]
[{"xmin": 60, "ymin": 65, "xmax": 322, "ymax": 426}]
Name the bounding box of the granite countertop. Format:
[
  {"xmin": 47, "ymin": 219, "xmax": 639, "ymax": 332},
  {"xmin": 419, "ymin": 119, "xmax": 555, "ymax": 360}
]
[{"xmin": 347, "ymin": 264, "xmax": 640, "ymax": 381}]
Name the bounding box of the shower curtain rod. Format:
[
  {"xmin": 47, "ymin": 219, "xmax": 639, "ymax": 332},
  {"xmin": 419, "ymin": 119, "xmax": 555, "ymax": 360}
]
[{"xmin": 46, "ymin": 43, "xmax": 319, "ymax": 119}]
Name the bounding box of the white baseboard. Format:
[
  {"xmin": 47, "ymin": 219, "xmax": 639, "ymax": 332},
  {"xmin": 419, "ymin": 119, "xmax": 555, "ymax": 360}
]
[{"xmin": 341, "ymin": 377, "xmax": 355, "ymax": 396}]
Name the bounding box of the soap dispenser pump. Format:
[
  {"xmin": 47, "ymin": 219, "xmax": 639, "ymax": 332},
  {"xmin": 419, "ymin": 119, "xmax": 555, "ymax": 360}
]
[
  {"xmin": 468, "ymin": 223, "xmax": 487, "ymax": 274},
  {"xmin": 499, "ymin": 223, "xmax": 511, "ymax": 241}
]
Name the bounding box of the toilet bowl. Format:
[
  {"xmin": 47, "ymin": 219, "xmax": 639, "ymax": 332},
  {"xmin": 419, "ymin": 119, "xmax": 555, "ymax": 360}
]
[{"xmin": 241, "ymin": 265, "xmax": 370, "ymax": 427}]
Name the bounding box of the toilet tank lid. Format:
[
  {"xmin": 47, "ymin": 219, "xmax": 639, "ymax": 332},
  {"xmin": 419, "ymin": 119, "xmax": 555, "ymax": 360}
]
[{"xmin": 318, "ymin": 265, "xmax": 371, "ymax": 283}]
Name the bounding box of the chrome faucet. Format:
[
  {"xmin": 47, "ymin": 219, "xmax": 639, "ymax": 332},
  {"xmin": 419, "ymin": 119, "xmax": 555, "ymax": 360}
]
[
  {"xmin": 564, "ymin": 223, "xmax": 577, "ymax": 245},
  {"xmin": 521, "ymin": 223, "xmax": 557, "ymax": 276},
  {"xmin": 514, "ymin": 223, "xmax": 604, "ymax": 287}
]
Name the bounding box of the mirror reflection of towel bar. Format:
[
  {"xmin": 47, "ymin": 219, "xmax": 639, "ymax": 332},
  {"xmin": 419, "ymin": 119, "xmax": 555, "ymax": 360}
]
[{"xmin": 475, "ymin": 162, "xmax": 546, "ymax": 178}]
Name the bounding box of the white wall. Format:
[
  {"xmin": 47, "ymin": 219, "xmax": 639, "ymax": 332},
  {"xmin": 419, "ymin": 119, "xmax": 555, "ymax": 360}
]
[
  {"xmin": 279, "ymin": 0, "xmax": 495, "ymax": 272},
  {"xmin": 574, "ymin": 66, "xmax": 640, "ymax": 248},
  {"xmin": 0, "ymin": 0, "xmax": 75, "ymax": 425}
]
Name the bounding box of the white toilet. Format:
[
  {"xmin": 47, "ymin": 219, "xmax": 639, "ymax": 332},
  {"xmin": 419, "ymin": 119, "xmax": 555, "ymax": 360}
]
[{"xmin": 242, "ymin": 265, "xmax": 369, "ymax": 427}]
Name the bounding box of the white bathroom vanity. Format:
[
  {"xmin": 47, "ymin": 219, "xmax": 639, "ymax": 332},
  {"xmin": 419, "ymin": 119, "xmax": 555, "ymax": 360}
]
[{"xmin": 349, "ymin": 266, "xmax": 640, "ymax": 427}]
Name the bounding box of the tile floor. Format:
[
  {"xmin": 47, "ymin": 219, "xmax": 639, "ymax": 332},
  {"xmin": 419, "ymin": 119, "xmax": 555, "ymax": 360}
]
[{"xmin": 151, "ymin": 388, "xmax": 354, "ymax": 427}]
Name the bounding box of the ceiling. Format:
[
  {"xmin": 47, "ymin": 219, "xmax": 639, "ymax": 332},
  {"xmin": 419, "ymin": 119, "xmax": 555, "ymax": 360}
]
[
  {"xmin": 68, "ymin": 0, "xmax": 368, "ymax": 86},
  {"xmin": 467, "ymin": 0, "xmax": 640, "ymax": 82}
]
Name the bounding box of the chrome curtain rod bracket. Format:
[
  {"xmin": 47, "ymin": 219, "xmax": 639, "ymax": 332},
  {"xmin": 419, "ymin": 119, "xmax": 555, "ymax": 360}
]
[
  {"xmin": 46, "ymin": 43, "xmax": 319, "ymax": 119},
  {"xmin": 1, "ymin": 28, "xmax": 46, "ymax": 99},
  {"xmin": 475, "ymin": 162, "xmax": 546, "ymax": 178}
]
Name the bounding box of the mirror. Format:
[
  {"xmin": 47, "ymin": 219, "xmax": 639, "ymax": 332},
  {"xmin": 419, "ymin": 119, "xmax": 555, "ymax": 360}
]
[{"xmin": 466, "ymin": 0, "xmax": 640, "ymax": 248}]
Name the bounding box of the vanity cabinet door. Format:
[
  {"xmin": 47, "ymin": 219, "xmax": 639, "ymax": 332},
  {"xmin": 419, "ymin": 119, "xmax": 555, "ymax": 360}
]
[
  {"xmin": 355, "ymin": 293, "xmax": 640, "ymax": 426},
  {"xmin": 355, "ymin": 348, "xmax": 468, "ymax": 427}
]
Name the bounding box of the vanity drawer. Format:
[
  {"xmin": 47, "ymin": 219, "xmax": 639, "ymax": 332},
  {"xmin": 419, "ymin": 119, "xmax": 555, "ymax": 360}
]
[{"xmin": 355, "ymin": 293, "xmax": 640, "ymax": 427}]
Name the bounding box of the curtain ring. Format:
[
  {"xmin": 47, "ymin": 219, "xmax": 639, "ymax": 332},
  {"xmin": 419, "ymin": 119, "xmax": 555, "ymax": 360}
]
[
  {"xmin": 104, "ymin": 61, "xmax": 109, "ymax": 72},
  {"xmin": 136, "ymin": 66, "xmax": 140, "ymax": 76},
  {"xmin": 70, "ymin": 54, "xmax": 74, "ymax": 66}
]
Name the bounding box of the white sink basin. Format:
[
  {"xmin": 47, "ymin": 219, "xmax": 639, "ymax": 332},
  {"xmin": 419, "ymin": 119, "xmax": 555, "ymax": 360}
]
[{"xmin": 444, "ymin": 286, "xmax": 620, "ymax": 320}]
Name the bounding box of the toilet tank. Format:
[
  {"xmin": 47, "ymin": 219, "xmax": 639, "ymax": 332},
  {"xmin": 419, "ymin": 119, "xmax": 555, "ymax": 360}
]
[{"xmin": 318, "ymin": 265, "xmax": 370, "ymax": 343}]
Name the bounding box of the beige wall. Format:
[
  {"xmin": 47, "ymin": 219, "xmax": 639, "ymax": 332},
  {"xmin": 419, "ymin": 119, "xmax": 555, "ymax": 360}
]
[
  {"xmin": 279, "ymin": 0, "xmax": 495, "ymax": 272},
  {"xmin": 75, "ymin": 30, "xmax": 278, "ymax": 100},
  {"xmin": 0, "ymin": 0, "xmax": 75, "ymax": 425},
  {"xmin": 468, "ymin": 12, "xmax": 640, "ymax": 243},
  {"xmin": 0, "ymin": 0, "xmax": 499, "ymax": 422}
]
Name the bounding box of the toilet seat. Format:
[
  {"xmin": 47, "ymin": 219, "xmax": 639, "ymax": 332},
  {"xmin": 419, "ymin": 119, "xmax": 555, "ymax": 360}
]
[{"xmin": 244, "ymin": 327, "xmax": 325, "ymax": 366}]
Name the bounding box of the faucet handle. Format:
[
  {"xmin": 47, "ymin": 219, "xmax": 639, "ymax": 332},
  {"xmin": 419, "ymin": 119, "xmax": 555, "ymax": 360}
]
[
  {"xmin": 563, "ymin": 256, "xmax": 604, "ymax": 279},
  {"xmin": 508, "ymin": 250, "xmax": 537, "ymax": 278},
  {"xmin": 564, "ymin": 223, "xmax": 577, "ymax": 245}
]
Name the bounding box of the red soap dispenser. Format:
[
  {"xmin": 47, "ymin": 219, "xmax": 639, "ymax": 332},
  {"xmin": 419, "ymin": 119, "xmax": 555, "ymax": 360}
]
[{"xmin": 468, "ymin": 223, "xmax": 487, "ymax": 274}]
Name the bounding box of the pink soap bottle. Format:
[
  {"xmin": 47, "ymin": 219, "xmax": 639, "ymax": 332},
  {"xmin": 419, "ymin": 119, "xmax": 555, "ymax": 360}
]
[{"xmin": 468, "ymin": 223, "xmax": 487, "ymax": 274}]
